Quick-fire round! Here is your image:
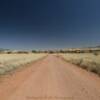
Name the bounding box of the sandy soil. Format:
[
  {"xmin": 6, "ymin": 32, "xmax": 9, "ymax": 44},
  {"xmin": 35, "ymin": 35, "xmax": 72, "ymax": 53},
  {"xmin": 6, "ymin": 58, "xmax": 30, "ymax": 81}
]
[{"xmin": 0, "ymin": 55, "xmax": 100, "ymax": 100}]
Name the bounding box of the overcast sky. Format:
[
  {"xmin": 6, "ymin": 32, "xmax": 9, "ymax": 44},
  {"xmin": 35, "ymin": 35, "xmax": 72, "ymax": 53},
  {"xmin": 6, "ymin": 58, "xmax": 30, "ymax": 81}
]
[{"xmin": 0, "ymin": 0, "xmax": 100, "ymax": 50}]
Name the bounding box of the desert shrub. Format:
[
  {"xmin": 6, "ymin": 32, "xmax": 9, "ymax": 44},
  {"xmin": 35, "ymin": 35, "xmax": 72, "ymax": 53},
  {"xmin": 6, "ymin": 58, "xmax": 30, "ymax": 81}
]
[
  {"xmin": 93, "ymin": 52, "xmax": 99, "ymax": 56},
  {"xmin": 92, "ymin": 63, "xmax": 100, "ymax": 75}
]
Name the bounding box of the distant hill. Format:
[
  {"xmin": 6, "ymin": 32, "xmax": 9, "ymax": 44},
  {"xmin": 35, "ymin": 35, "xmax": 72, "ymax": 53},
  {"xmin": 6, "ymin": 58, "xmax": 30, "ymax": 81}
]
[
  {"xmin": 0, "ymin": 48, "xmax": 10, "ymax": 51},
  {"xmin": 96, "ymin": 46, "xmax": 100, "ymax": 48},
  {"xmin": 81, "ymin": 45, "xmax": 100, "ymax": 49}
]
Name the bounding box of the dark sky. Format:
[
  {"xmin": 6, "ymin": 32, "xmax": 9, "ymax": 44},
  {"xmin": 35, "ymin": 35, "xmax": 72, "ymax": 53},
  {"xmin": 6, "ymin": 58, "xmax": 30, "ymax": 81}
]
[{"xmin": 0, "ymin": 0, "xmax": 100, "ymax": 50}]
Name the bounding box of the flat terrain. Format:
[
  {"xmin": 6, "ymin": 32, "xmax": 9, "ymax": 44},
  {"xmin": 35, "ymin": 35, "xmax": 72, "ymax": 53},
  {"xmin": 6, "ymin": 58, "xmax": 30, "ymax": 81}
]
[{"xmin": 0, "ymin": 55, "xmax": 100, "ymax": 100}]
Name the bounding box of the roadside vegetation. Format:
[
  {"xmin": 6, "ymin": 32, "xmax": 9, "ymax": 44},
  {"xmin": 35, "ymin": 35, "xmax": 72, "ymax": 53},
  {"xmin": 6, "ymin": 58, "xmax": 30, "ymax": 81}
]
[
  {"xmin": 60, "ymin": 52, "xmax": 100, "ymax": 76},
  {"xmin": 0, "ymin": 53, "xmax": 45, "ymax": 75}
]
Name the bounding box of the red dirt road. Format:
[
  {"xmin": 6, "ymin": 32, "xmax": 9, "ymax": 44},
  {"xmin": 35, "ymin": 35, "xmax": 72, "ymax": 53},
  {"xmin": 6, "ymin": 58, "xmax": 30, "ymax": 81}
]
[{"xmin": 0, "ymin": 55, "xmax": 100, "ymax": 100}]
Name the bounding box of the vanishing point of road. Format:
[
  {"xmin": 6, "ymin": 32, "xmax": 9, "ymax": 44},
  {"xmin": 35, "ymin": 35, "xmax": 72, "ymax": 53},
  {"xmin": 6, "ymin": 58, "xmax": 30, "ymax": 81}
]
[{"xmin": 0, "ymin": 55, "xmax": 100, "ymax": 100}]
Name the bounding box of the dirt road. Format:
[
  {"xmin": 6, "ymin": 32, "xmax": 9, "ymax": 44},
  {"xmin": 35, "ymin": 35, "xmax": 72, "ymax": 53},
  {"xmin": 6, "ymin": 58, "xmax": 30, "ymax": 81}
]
[{"xmin": 0, "ymin": 55, "xmax": 100, "ymax": 100}]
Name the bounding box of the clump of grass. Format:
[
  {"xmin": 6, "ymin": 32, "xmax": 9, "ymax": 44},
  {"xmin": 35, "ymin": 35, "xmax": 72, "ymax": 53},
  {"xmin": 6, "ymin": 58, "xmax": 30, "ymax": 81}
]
[{"xmin": 0, "ymin": 68, "xmax": 6, "ymax": 75}]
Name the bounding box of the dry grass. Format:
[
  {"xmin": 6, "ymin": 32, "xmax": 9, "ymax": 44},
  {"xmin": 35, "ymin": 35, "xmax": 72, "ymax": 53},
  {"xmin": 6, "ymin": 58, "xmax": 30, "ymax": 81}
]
[
  {"xmin": 0, "ymin": 53, "xmax": 46, "ymax": 75},
  {"xmin": 60, "ymin": 53, "xmax": 100, "ymax": 76}
]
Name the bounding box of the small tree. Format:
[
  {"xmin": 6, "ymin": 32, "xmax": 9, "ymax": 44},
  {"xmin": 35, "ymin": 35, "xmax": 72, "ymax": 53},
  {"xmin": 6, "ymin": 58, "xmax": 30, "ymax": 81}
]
[{"xmin": 32, "ymin": 50, "xmax": 37, "ymax": 53}]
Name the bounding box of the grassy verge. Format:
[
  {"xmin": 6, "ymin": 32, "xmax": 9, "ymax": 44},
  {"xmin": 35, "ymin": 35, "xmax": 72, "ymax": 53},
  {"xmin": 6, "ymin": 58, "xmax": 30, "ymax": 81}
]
[
  {"xmin": 60, "ymin": 53, "xmax": 100, "ymax": 76},
  {"xmin": 0, "ymin": 54, "xmax": 46, "ymax": 75}
]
